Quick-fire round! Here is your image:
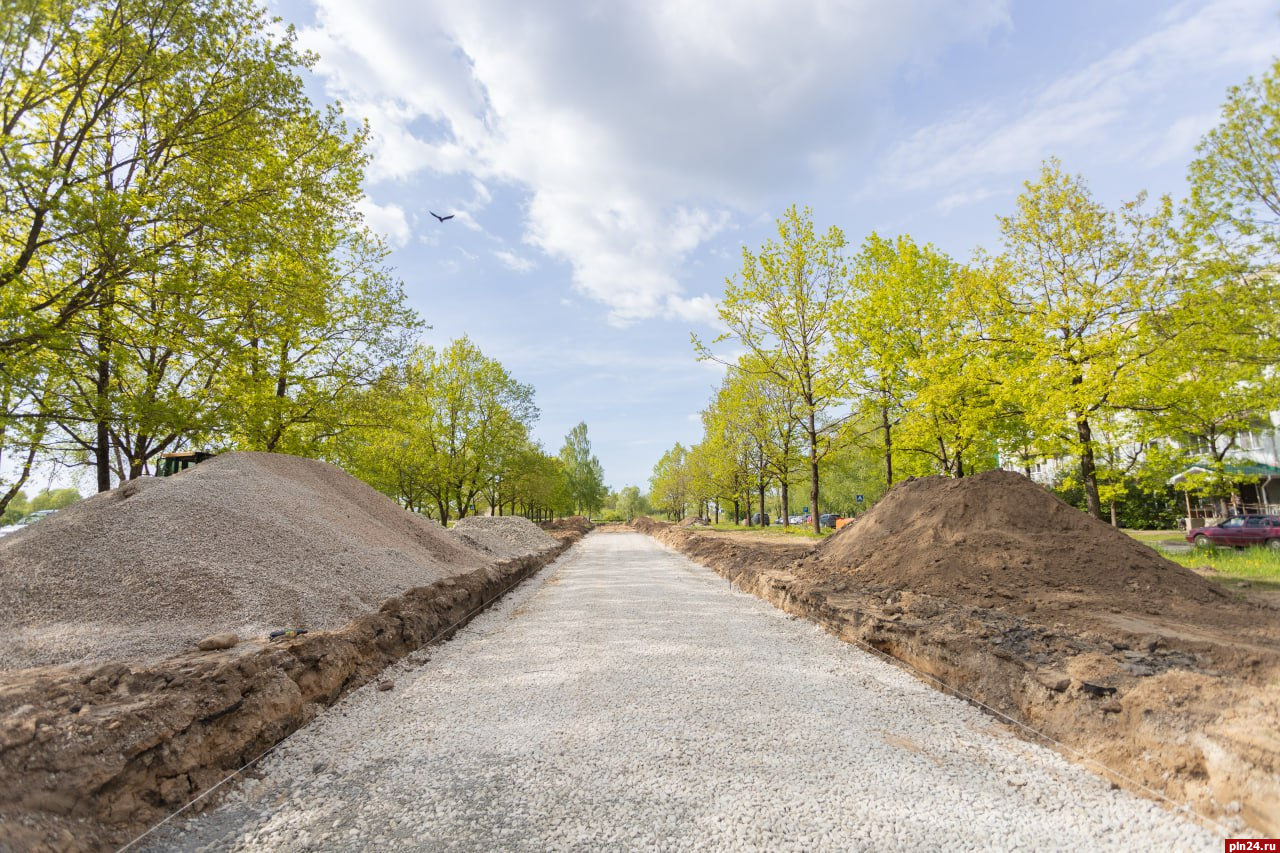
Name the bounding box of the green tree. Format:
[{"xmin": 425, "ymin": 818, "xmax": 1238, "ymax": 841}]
[
  {"xmin": 339, "ymin": 339, "xmax": 537, "ymax": 523},
  {"xmin": 837, "ymin": 234, "xmax": 1002, "ymax": 484},
  {"xmin": 988, "ymin": 160, "xmax": 1179, "ymax": 520},
  {"xmin": 698, "ymin": 205, "xmax": 850, "ymax": 533},
  {"xmin": 649, "ymin": 442, "xmax": 691, "ymax": 521},
  {"xmin": 1186, "ymin": 56, "xmax": 1280, "ymax": 275},
  {"xmin": 559, "ymin": 421, "xmax": 606, "ymax": 516},
  {"xmin": 1, "ymin": 0, "xmax": 408, "ymax": 490},
  {"xmin": 615, "ymin": 485, "xmax": 649, "ymax": 521}
]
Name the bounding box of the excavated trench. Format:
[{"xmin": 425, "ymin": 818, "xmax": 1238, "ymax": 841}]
[
  {"xmin": 0, "ymin": 529, "xmax": 585, "ymax": 852},
  {"xmin": 631, "ymin": 516, "xmax": 1280, "ymax": 838}
]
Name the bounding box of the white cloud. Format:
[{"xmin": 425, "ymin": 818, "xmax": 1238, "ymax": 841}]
[
  {"xmin": 356, "ymin": 197, "xmax": 412, "ymax": 248},
  {"xmin": 300, "ymin": 0, "xmax": 1010, "ymax": 320},
  {"xmin": 882, "ymin": 0, "xmax": 1280, "ymax": 193},
  {"xmin": 936, "ymin": 187, "xmax": 1004, "ymax": 215},
  {"xmin": 494, "ymin": 250, "xmax": 536, "ymax": 272}
]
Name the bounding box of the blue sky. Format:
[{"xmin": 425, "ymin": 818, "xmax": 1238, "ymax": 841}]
[{"xmin": 269, "ymin": 0, "xmax": 1280, "ymax": 492}]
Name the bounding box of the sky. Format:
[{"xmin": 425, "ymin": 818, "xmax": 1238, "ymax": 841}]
[{"xmin": 268, "ymin": 0, "xmax": 1280, "ymax": 492}]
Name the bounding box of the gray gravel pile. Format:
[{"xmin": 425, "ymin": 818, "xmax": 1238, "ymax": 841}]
[
  {"xmin": 149, "ymin": 532, "xmax": 1220, "ymax": 852},
  {"xmin": 0, "ymin": 452, "xmax": 490, "ymax": 670},
  {"xmin": 448, "ymin": 515, "xmax": 558, "ymax": 559}
]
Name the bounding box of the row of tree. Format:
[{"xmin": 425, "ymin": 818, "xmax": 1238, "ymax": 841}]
[
  {"xmin": 653, "ymin": 57, "xmax": 1280, "ymax": 530},
  {"xmin": 332, "ymin": 337, "xmax": 607, "ymax": 522},
  {"xmin": 0, "ymin": 0, "xmax": 609, "ymax": 523}
]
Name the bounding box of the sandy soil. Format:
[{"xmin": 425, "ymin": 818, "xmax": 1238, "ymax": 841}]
[{"xmin": 0, "ymin": 452, "xmax": 492, "ymax": 670}]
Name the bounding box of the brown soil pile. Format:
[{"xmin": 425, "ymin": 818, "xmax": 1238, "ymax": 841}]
[
  {"xmin": 793, "ymin": 470, "xmax": 1228, "ymax": 626},
  {"xmin": 0, "ymin": 452, "xmax": 490, "ymax": 670},
  {"xmin": 539, "ymin": 516, "xmax": 594, "ymax": 536}
]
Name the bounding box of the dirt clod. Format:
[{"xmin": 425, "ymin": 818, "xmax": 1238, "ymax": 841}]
[{"xmin": 196, "ymin": 633, "xmax": 239, "ymax": 651}]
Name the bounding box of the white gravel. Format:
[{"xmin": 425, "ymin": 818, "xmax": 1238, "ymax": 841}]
[
  {"xmin": 450, "ymin": 516, "xmax": 559, "ymax": 559},
  {"xmin": 143, "ymin": 532, "xmax": 1221, "ymax": 852}
]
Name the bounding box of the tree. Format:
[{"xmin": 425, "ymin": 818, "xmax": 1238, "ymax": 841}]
[
  {"xmin": 836, "ymin": 234, "xmax": 1002, "ymax": 484},
  {"xmin": 1, "ymin": 0, "xmax": 410, "ymax": 490},
  {"xmin": 988, "ymin": 160, "xmax": 1179, "ymax": 520},
  {"xmin": 615, "ymin": 485, "xmax": 649, "ymax": 521},
  {"xmin": 698, "ymin": 205, "xmax": 850, "ymax": 533},
  {"xmin": 338, "ymin": 339, "xmax": 537, "ymax": 523},
  {"xmin": 649, "ymin": 442, "xmax": 691, "ymax": 521},
  {"xmin": 1186, "ymin": 57, "xmax": 1280, "ymax": 275},
  {"xmin": 558, "ymin": 422, "xmax": 605, "ymax": 516}
]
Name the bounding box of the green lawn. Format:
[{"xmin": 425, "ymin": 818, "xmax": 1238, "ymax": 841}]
[
  {"xmin": 1121, "ymin": 528, "xmax": 1185, "ymax": 544},
  {"xmin": 704, "ymin": 521, "xmax": 831, "ymax": 539},
  {"xmin": 1126, "ymin": 532, "xmax": 1280, "ymax": 591}
]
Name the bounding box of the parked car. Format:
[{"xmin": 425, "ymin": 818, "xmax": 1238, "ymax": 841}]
[
  {"xmin": 818, "ymin": 513, "xmax": 839, "ymax": 529},
  {"xmin": 749, "ymin": 512, "xmax": 770, "ymax": 526},
  {"xmin": 1187, "ymin": 515, "xmax": 1280, "ymax": 550},
  {"xmin": 788, "ymin": 514, "xmax": 808, "ymax": 525},
  {"xmin": 0, "ymin": 509, "xmax": 56, "ymax": 538}
]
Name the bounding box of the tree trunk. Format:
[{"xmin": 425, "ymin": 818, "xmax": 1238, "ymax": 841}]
[
  {"xmin": 1076, "ymin": 415, "xmax": 1102, "ymax": 520},
  {"xmin": 781, "ymin": 481, "xmax": 790, "ymax": 528},
  {"xmin": 745, "ymin": 490, "xmax": 753, "ymax": 526},
  {"xmin": 809, "ymin": 410, "xmax": 820, "ymax": 535},
  {"xmin": 95, "ymin": 306, "xmax": 112, "ymax": 493},
  {"xmin": 881, "ymin": 404, "xmax": 893, "ymax": 490},
  {"xmin": 758, "ymin": 480, "xmax": 766, "ymax": 526},
  {"xmin": 0, "ymin": 439, "xmax": 40, "ymax": 515},
  {"xmin": 1110, "ymin": 500, "xmax": 1118, "ymax": 527}
]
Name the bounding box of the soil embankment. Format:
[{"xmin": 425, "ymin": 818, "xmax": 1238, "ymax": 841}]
[
  {"xmin": 634, "ymin": 471, "xmax": 1280, "ymax": 836},
  {"xmin": 0, "ymin": 453, "xmax": 588, "ymax": 851}
]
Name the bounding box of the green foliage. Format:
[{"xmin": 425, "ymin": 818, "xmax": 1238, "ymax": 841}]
[
  {"xmin": 697, "ymin": 205, "xmax": 851, "ymax": 532},
  {"xmin": 836, "ymin": 234, "xmax": 1003, "ymax": 485},
  {"xmin": 0, "ymin": 0, "xmax": 419, "ymax": 489},
  {"xmin": 648, "ymin": 442, "xmax": 690, "ymax": 520},
  {"xmin": 1186, "ymin": 56, "xmax": 1280, "ymax": 271},
  {"xmin": 615, "ymin": 485, "xmax": 649, "ymax": 522},
  {"xmin": 0, "ymin": 490, "xmax": 29, "ymax": 524},
  {"xmin": 338, "ymin": 338, "xmax": 538, "ymax": 523},
  {"xmin": 559, "ymin": 422, "xmax": 607, "ymax": 516},
  {"xmin": 29, "ymin": 488, "xmax": 81, "ymax": 512},
  {"xmin": 984, "ymin": 159, "xmax": 1180, "ymax": 519}
]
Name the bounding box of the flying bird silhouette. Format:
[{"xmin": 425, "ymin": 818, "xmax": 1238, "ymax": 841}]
[{"xmin": 430, "ymin": 211, "xmax": 455, "ymax": 222}]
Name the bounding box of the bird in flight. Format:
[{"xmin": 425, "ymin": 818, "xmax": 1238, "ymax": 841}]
[{"xmin": 430, "ymin": 211, "xmax": 455, "ymax": 222}]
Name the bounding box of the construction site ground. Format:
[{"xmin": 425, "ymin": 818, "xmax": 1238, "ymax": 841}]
[
  {"xmin": 0, "ymin": 459, "xmax": 1277, "ymax": 848},
  {"xmin": 633, "ymin": 471, "xmax": 1280, "ymax": 839}
]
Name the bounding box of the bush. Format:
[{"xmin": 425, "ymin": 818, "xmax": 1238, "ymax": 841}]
[{"xmin": 1050, "ymin": 479, "xmax": 1179, "ymax": 529}]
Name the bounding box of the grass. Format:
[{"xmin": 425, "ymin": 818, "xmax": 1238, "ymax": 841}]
[
  {"xmin": 1121, "ymin": 528, "xmax": 1185, "ymax": 544},
  {"xmin": 703, "ymin": 521, "xmax": 831, "ymax": 539},
  {"xmin": 1155, "ymin": 542, "xmax": 1280, "ymax": 591}
]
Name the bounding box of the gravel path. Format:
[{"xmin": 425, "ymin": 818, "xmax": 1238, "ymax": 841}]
[{"xmin": 143, "ymin": 532, "xmax": 1220, "ymax": 852}]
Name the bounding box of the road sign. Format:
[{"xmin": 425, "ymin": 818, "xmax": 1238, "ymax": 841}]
[{"xmin": 856, "ymin": 494, "xmax": 864, "ymax": 503}]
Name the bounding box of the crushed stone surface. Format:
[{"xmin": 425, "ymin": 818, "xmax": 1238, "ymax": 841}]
[
  {"xmin": 0, "ymin": 452, "xmax": 494, "ymax": 670},
  {"xmin": 145, "ymin": 532, "xmax": 1220, "ymax": 852},
  {"xmin": 449, "ymin": 515, "xmax": 559, "ymax": 559}
]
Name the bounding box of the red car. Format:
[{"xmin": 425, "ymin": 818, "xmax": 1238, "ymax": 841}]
[{"xmin": 1187, "ymin": 515, "xmax": 1280, "ymax": 550}]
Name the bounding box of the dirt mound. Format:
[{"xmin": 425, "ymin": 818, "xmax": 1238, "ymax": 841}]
[
  {"xmin": 0, "ymin": 452, "xmax": 490, "ymax": 670},
  {"xmin": 540, "ymin": 516, "xmax": 594, "ymax": 536},
  {"xmin": 450, "ymin": 515, "xmax": 559, "ymax": 559},
  {"xmin": 794, "ymin": 470, "xmax": 1224, "ymax": 617}
]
